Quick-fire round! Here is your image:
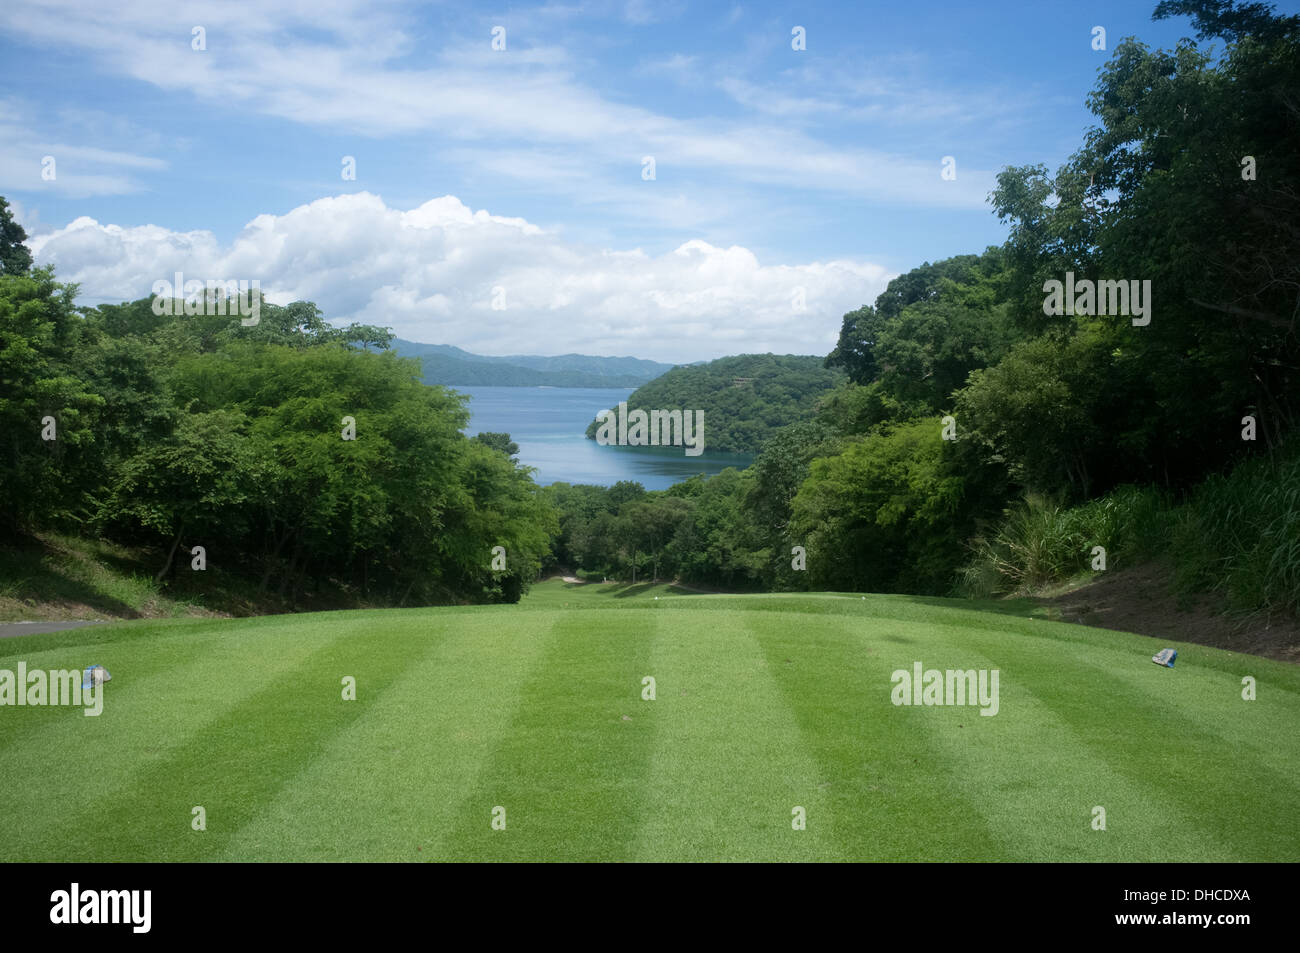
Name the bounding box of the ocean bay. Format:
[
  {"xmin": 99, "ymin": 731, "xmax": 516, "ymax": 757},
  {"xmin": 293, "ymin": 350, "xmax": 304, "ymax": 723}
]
[{"xmin": 457, "ymin": 386, "xmax": 753, "ymax": 490}]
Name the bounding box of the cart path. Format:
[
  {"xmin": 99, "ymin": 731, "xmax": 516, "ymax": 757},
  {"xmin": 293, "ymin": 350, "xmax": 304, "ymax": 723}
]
[{"xmin": 0, "ymin": 621, "xmax": 111, "ymax": 639}]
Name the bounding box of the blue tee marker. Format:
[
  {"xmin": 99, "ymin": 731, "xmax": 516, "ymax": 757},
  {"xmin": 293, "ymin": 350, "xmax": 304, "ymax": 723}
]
[
  {"xmin": 1152, "ymin": 648, "xmax": 1177, "ymax": 668},
  {"xmin": 81, "ymin": 665, "xmax": 111, "ymax": 689}
]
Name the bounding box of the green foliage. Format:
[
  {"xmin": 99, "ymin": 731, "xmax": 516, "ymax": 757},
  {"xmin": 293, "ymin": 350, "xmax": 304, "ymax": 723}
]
[
  {"xmin": 104, "ymin": 408, "xmax": 267, "ymax": 580},
  {"xmin": 870, "ymin": 298, "xmax": 1016, "ymax": 413},
  {"xmin": 956, "ymin": 472, "xmax": 1289, "ymax": 604},
  {"xmin": 473, "ymin": 431, "xmax": 520, "ymax": 458},
  {"xmin": 669, "ymin": 468, "xmax": 768, "ymax": 589},
  {"xmin": 544, "ymin": 469, "xmax": 768, "ymax": 589},
  {"xmin": 0, "ymin": 197, "xmax": 33, "ymax": 276},
  {"xmin": 987, "ymin": 3, "xmax": 1300, "ymax": 482},
  {"xmin": 584, "ymin": 353, "xmax": 843, "ymax": 454},
  {"xmin": 745, "ymin": 420, "xmax": 840, "ymax": 535},
  {"xmin": 954, "ymin": 329, "xmax": 1110, "ymax": 498},
  {"xmin": 740, "ymin": 420, "xmax": 840, "ymax": 589},
  {"xmin": 0, "ymin": 267, "xmax": 104, "ymax": 530},
  {"xmin": 958, "ymin": 494, "xmax": 1083, "ymax": 596},
  {"xmin": 1153, "ymin": 0, "xmax": 1300, "ymax": 42},
  {"xmin": 1171, "ymin": 438, "xmax": 1300, "ymax": 617},
  {"xmin": 542, "ymin": 482, "xmax": 618, "ymax": 570},
  {"xmin": 825, "ymin": 249, "xmax": 1014, "ymax": 409},
  {"xmin": 0, "ymin": 248, "xmax": 557, "ymax": 606},
  {"xmin": 789, "ymin": 418, "xmax": 967, "ymax": 594}
]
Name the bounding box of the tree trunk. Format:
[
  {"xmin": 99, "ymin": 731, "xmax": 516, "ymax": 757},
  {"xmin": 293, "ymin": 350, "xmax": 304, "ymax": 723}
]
[
  {"xmin": 260, "ymin": 526, "xmax": 292, "ymax": 593},
  {"xmin": 156, "ymin": 521, "xmax": 185, "ymax": 583},
  {"xmin": 292, "ymin": 556, "xmax": 307, "ymax": 607},
  {"xmin": 278, "ymin": 535, "xmax": 302, "ymax": 599}
]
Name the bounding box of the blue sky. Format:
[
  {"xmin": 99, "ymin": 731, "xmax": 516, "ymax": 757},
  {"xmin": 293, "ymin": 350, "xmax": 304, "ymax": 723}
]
[{"xmin": 2, "ymin": 0, "xmax": 1288, "ymax": 362}]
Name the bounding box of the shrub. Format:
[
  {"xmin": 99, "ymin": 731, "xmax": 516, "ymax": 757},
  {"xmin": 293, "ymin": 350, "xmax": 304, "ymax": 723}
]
[{"xmin": 1172, "ymin": 441, "xmax": 1300, "ymax": 617}]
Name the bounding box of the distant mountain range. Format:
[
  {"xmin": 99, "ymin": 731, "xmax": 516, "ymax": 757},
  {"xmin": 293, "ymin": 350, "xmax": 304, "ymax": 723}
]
[{"xmin": 391, "ymin": 338, "xmax": 680, "ymax": 387}]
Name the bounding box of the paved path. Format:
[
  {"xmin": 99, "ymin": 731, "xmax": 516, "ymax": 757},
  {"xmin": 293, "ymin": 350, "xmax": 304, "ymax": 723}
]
[{"xmin": 0, "ymin": 620, "xmax": 110, "ymax": 639}]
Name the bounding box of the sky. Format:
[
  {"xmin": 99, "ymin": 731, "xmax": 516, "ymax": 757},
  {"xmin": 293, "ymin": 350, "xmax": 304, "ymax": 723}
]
[{"xmin": 1, "ymin": 0, "xmax": 1287, "ymax": 363}]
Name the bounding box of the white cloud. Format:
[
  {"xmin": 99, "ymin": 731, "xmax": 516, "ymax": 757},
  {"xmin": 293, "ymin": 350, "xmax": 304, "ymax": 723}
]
[
  {"xmin": 0, "ymin": 97, "xmax": 167, "ymax": 197},
  {"xmin": 0, "ymin": 0, "xmax": 996, "ymax": 209},
  {"xmin": 28, "ymin": 192, "xmax": 892, "ymax": 363}
]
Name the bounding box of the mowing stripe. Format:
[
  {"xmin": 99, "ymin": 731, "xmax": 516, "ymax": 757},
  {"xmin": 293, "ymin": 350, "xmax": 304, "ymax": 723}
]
[
  {"xmin": 434, "ymin": 610, "xmax": 659, "ymax": 861},
  {"xmin": 6, "ymin": 615, "xmax": 428, "ymax": 861},
  {"xmin": 938, "ymin": 615, "xmax": 1300, "ymax": 853},
  {"xmin": 214, "ymin": 610, "xmax": 555, "ymax": 861},
  {"xmin": 0, "ymin": 619, "xmax": 352, "ymax": 860},
  {"xmin": 0, "ymin": 622, "xmax": 246, "ymax": 757},
  {"xmin": 628, "ymin": 609, "xmax": 833, "ymax": 861},
  {"xmin": 992, "ymin": 619, "xmax": 1300, "ymax": 766},
  {"xmin": 904, "ymin": 618, "xmax": 1245, "ymax": 861},
  {"xmin": 994, "ymin": 635, "xmax": 1298, "ymax": 860},
  {"xmin": 743, "ymin": 610, "xmax": 1008, "ymax": 861}
]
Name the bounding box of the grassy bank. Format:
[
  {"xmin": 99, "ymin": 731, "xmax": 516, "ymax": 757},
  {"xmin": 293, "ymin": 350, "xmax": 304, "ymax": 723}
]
[
  {"xmin": 959, "ymin": 440, "xmax": 1300, "ymax": 625},
  {"xmin": 0, "ymin": 532, "xmax": 373, "ymax": 622}
]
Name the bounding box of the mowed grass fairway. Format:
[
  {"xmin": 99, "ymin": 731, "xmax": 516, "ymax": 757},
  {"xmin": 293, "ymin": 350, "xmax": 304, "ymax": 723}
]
[{"xmin": 3, "ymin": 579, "xmax": 1298, "ymax": 862}]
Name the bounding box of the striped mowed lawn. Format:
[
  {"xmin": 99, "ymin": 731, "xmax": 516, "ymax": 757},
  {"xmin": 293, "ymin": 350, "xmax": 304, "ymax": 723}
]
[{"xmin": 1, "ymin": 579, "xmax": 1297, "ymax": 862}]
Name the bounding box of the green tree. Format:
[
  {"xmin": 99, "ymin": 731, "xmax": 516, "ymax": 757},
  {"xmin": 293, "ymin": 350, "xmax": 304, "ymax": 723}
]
[
  {"xmin": 585, "ymin": 354, "xmax": 844, "ymax": 454},
  {"xmin": 789, "ymin": 418, "xmax": 967, "ymax": 594},
  {"xmin": 673, "ymin": 468, "xmax": 767, "ymax": 588},
  {"xmin": 955, "ymin": 329, "xmax": 1109, "ymax": 498},
  {"xmin": 621, "ymin": 495, "xmax": 693, "ymax": 581},
  {"xmin": 104, "ymin": 409, "xmax": 265, "ymax": 580},
  {"xmin": 1153, "ymin": 0, "xmax": 1299, "ymax": 41},
  {"xmin": 473, "ymin": 431, "xmax": 520, "ymax": 458},
  {"xmin": 826, "ymin": 249, "xmax": 1016, "ymax": 418},
  {"xmin": 989, "ymin": 0, "xmax": 1300, "ymax": 475},
  {"xmin": 0, "ymin": 267, "xmax": 102, "ymax": 531},
  {"xmin": 0, "ymin": 197, "xmax": 33, "ymax": 276}
]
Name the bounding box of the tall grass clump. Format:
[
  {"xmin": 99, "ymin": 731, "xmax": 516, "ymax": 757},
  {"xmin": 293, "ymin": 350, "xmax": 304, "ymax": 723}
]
[
  {"xmin": 957, "ymin": 485, "xmax": 1173, "ymax": 597},
  {"xmin": 958, "ymin": 493, "xmax": 1081, "ymax": 596},
  {"xmin": 1172, "ymin": 440, "xmax": 1300, "ymax": 618},
  {"xmin": 1061, "ymin": 484, "xmax": 1173, "ymax": 563},
  {"xmin": 959, "ymin": 440, "xmax": 1299, "ymax": 620}
]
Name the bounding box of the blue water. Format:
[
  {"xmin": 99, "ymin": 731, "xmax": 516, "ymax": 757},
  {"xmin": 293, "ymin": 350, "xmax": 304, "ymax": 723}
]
[{"xmin": 456, "ymin": 386, "xmax": 753, "ymax": 490}]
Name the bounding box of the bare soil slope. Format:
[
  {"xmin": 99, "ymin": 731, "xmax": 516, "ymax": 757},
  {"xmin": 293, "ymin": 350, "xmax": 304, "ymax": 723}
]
[{"xmin": 1036, "ymin": 562, "xmax": 1300, "ymax": 664}]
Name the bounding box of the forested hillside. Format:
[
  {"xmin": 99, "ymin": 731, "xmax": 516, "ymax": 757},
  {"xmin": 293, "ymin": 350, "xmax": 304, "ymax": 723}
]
[
  {"xmin": 582, "ymin": 353, "xmax": 845, "ymax": 453},
  {"xmin": 552, "ymin": 2, "xmax": 1300, "ymax": 627},
  {"xmin": 0, "ymin": 258, "xmax": 555, "ymax": 607}
]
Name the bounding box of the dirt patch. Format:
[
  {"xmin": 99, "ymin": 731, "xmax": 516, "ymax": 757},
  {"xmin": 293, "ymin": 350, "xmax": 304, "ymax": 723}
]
[
  {"xmin": 1035, "ymin": 562, "xmax": 1300, "ymax": 664},
  {"xmin": 0, "ymin": 620, "xmax": 112, "ymax": 639}
]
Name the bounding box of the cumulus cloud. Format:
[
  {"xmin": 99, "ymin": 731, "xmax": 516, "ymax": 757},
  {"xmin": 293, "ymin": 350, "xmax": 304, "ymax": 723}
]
[{"xmin": 28, "ymin": 192, "xmax": 892, "ymax": 362}]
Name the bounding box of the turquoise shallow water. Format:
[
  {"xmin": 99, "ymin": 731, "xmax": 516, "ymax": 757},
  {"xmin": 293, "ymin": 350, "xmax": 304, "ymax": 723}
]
[{"xmin": 456, "ymin": 385, "xmax": 753, "ymax": 490}]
